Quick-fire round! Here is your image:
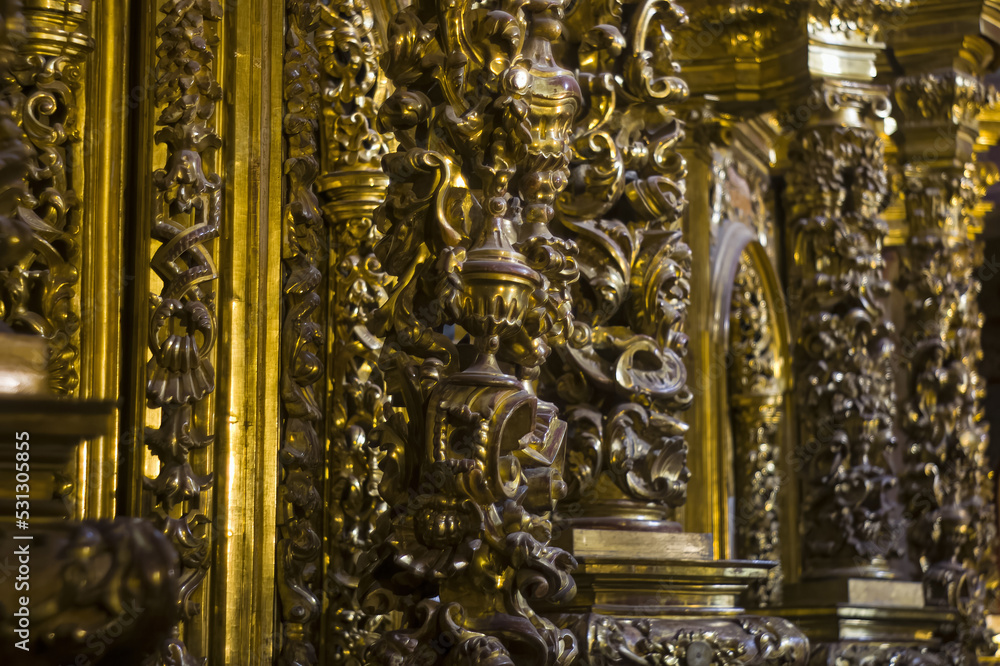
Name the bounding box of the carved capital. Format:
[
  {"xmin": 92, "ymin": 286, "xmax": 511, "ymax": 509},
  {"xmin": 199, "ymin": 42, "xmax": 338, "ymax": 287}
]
[
  {"xmin": 894, "ymin": 71, "xmax": 993, "ymax": 164},
  {"xmin": 807, "ymin": 0, "xmax": 909, "ymax": 43}
]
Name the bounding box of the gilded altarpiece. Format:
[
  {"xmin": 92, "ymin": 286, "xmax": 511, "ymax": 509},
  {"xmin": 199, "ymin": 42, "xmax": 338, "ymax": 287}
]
[{"xmin": 3, "ymin": 0, "xmax": 1000, "ymax": 665}]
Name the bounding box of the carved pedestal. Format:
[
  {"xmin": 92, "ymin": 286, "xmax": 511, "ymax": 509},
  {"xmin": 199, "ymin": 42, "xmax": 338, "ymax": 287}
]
[{"xmin": 542, "ymin": 528, "xmax": 809, "ymax": 665}]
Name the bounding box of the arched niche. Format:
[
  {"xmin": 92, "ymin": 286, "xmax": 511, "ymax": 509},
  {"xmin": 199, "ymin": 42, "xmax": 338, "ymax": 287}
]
[{"xmin": 710, "ymin": 218, "xmax": 794, "ymax": 607}]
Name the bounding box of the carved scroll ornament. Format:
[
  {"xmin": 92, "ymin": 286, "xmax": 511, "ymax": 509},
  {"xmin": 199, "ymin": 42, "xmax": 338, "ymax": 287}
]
[
  {"xmin": 144, "ymin": 1, "xmax": 223, "ymax": 663},
  {"xmin": 0, "ymin": 1, "xmax": 92, "ymax": 394}
]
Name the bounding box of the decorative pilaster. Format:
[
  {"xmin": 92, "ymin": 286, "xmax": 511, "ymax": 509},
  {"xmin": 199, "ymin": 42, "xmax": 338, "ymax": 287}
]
[
  {"xmin": 143, "ymin": 0, "xmax": 222, "ymax": 663},
  {"xmin": 0, "ymin": 1, "xmax": 92, "ymax": 394},
  {"xmin": 893, "ymin": 69, "xmax": 998, "ymax": 661},
  {"xmin": 784, "ymin": 81, "xmax": 904, "ymax": 578},
  {"xmin": 314, "ymin": 0, "xmax": 391, "ymax": 661},
  {"xmin": 279, "ymin": 0, "xmax": 325, "ymax": 663}
]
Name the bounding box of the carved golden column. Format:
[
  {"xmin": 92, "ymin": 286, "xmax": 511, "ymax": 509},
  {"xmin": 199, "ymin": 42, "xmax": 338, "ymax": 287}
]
[
  {"xmin": 890, "ymin": 7, "xmax": 1000, "ymax": 657},
  {"xmin": 783, "ymin": 2, "xmax": 907, "ymax": 583},
  {"xmin": 312, "ymin": 0, "xmax": 391, "ymax": 662}
]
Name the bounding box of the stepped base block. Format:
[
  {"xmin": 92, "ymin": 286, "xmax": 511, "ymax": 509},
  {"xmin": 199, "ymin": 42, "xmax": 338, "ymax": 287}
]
[
  {"xmin": 774, "ymin": 579, "xmax": 946, "ymax": 646},
  {"xmin": 544, "ymin": 526, "xmax": 807, "ymax": 664},
  {"xmin": 785, "ymin": 578, "xmax": 925, "ymax": 609},
  {"xmin": 548, "ymin": 528, "xmax": 768, "ymax": 614},
  {"xmin": 554, "ymin": 527, "xmax": 712, "ymax": 561},
  {"xmin": 766, "ymin": 604, "xmax": 954, "ymax": 644}
]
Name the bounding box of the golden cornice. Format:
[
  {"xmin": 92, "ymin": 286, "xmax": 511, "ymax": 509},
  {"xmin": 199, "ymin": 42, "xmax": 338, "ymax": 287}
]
[
  {"xmin": 673, "ymin": 0, "xmax": 809, "ymax": 109},
  {"xmin": 888, "ymin": 1, "xmax": 1000, "ymax": 74}
]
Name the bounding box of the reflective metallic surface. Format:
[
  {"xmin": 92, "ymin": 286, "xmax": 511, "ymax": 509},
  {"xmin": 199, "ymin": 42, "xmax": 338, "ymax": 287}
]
[{"xmin": 1, "ymin": 0, "xmax": 999, "ymax": 664}]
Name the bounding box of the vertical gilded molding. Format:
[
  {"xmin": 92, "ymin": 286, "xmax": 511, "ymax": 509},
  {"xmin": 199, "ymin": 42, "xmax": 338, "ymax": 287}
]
[
  {"xmin": 75, "ymin": 0, "xmax": 131, "ymax": 521},
  {"xmin": 729, "ymin": 256, "xmax": 783, "ymax": 606},
  {"xmin": 894, "ymin": 70, "xmax": 998, "ymax": 659},
  {"xmin": 314, "ymin": 0, "xmax": 390, "ymax": 661},
  {"xmin": 784, "ymin": 83, "xmax": 904, "ymax": 578},
  {"xmin": 0, "ymin": 1, "xmax": 92, "ymax": 395},
  {"xmin": 279, "ymin": 0, "xmax": 325, "ymax": 663},
  {"xmin": 144, "ymin": 0, "xmax": 222, "ymax": 661}
]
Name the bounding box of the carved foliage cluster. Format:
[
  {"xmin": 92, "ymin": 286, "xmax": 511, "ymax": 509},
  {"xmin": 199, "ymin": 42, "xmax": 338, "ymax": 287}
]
[
  {"xmin": 315, "ymin": 0, "xmax": 392, "ymax": 662},
  {"xmin": 279, "ymin": 0, "xmax": 326, "ymax": 664},
  {"xmin": 143, "ymin": 0, "xmax": 223, "ymax": 663},
  {"xmin": 0, "ymin": 0, "xmax": 30, "ymax": 280},
  {"xmin": 0, "ymin": 4, "xmax": 90, "ymax": 394},
  {"xmin": 357, "ymin": 0, "xmax": 628, "ymax": 662},
  {"xmin": 809, "ymin": 642, "xmax": 947, "ymax": 666},
  {"xmin": 785, "ymin": 121, "xmax": 903, "ymax": 572},
  {"xmin": 561, "ymin": 613, "xmax": 807, "ymax": 666},
  {"xmin": 543, "ymin": 0, "xmax": 694, "ymax": 512}
]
